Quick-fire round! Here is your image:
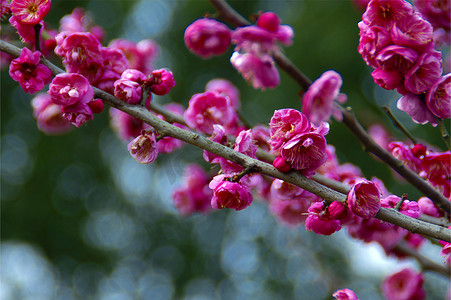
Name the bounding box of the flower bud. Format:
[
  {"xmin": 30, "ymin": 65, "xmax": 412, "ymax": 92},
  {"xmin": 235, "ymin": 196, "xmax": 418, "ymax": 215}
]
[
  {"xmin": 127, "ymin": 131, "xmax": 159, "ymax": 164},
  {"xmin": 184, "ymin": 18, "xmax": 231, "ymax": 58},
  {"xmin": 257, "ymin": 12, "xmax": 280, "ymax": 32},
  {"xmin": 88, "ymin": 99, "xmax": 104, "ymax": 114},
  {"xmin": 149, "ymin": 68, "xmax": 176, "ymax": 96},
  {"xmin": 347, "ymin": 179, "xmax": 381, "ymax": 219},
  {"xmin": 273, "ymin": 156, "xmax": 291, "ymax": 173},
  {"xmin": 328, "ymin": 201, "xmax": 347, "ymax": 220}
]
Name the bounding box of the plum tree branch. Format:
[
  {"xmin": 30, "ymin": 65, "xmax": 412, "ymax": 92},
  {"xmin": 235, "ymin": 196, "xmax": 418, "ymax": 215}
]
[
  {"xmin": 1, "ymin": 40, "xmax": 450, "ymax": 242},
  {"xmin": 207, "ymin": 0, "xmax": 451, "ymax": 217}
]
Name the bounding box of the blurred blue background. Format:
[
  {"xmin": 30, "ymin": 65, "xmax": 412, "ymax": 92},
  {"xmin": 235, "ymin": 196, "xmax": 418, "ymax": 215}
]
[{"xmin": 1, "ymin": 0, "xmax": 449, "ymax": 299}]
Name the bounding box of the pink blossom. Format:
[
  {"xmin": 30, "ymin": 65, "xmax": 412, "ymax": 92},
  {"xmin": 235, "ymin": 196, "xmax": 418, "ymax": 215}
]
[
  {"xmin": 347, "ymin": 179, "xmax": 381, "ymax": 219},
  {"xmin": 397, "ymin": 93, "xmax": 437, "ymax": 126},
  {"xmin": 269, "ymin": 109, "xmax": 311, "ymax": 151},
  {"xmin": 209, "ymin": 175, "xmax": 253, "ymax": 211},
  {"xmin": 205, "ymin": 78, "xmax": 240, "ymax": 110},
  {"xmin": 414, "ymin": 0, "xmax": 451, "ymax": 30},
  {"xmin": 270, "ymin": 179, "xmax": 318, "ymax": 202},
  {"xmin": 440, "ymin": 242, "xmax": 451, "ymax": 266},
  {"xmin": 96, "ymin": 47, "xmax": 129, "ymax": 93},
  {"xmin": 149, "ymin": 68, "xmax": 176, "ymax": 96},
  {"xmin": 114, "ymin": 79, "xmax": 142, "ymax": 104},
  {"xmin": 230, "ymin": 52, "xmax": 280, "ymax": 90},
  {"xmin": 9, "ymin": 15, "xmax": 40, "ymax": 44},
  {"xmin": 389, "ymin": 141, "xmax": 422, "ymax": 173},
  {"xmin": 405, "ymin": 50, "xmax": 442, "ymax": 94},
  {"xmin": 426, "ymin": 73, "xmax": 451, "ymax": 119},
  {"xmin": 390, "ymin": 14, "xmax": 434, "ymax": 51},
  {"xmin": 305, "ymin": 201, "xmax": 342, "ymax": 235},
  {"xmin": 1, "ymin": 0, "xmax": 10, "ymax": 18},
  {"xmin": 108, "ymin": 39, "xmax": 159, "ymax": 75},
  {"xmin": 269, "ymin": 197, "xmax": 313, "ymax": 227},
  {"xmin": 48, "ymin": 73, "xmax": 94, "ymax": 106},
  {"xmin": 362, "ymin": 0, "xmax": 415, "ymax": 29},
  {"xmin": 172, "ymin": 164, "xmax": 212, "ymax": 215},
  {"xmin": 59, "ymin": 8, "xmax": 105, "ymax": 42},
  {"xmin": 10, "ymin": 0, "xmax": 50, "ymax": 25},
  {"xmin": 184, "ymin": 91, "xmax": 237, "ymax": 135},
  {"xmin": 184, "ymin": 18, "xmax": 231, "ymax": 58},
  {"xmin": 372, "ymin": 45, "xmax": 418, "ymax": 90},
  {"xmin": 382, "ymin": 268, "xmax": 425, "ymax": 300},
  {"xmin": 9, "ymin": 47, "xmax": 51, "ymax": 94},
  {"xmin": 55, "ymin": 32, "xmax": 103, "ymax": 67},
  {"xmin": 60, "ymin": 101, "xmax": 93, "ymax": 127},
  {"xmin": 382, "ymin": 195, "xmax": 420, "ymax": 218},
  {"xmin": 232, "ymin": 14, "xmax": 293, "ymax": 52},
  {"xmin": 332, "ymin": 288, "xmax": 359, "ymax": 300},
  {"xmin": 234, "ymin": 129, "xmax": 257, "ymax": 158},
  {"xmin": 418, "ymin": 197, "xmax": 442, "ymax": 217},
  {"xmin": 127, "ymin": 131, "xmax": 158, "ymax": 164},
  {"xmin": 31, "ymin": 93, "xmax": 73, "ymax": 135},
  {"xmin": 109, "ymin": 108, "xmax": 151, "ymax": 141},
  {"xmin": 219, "ymin": 129, "xmax": 258, "ymax": 174},
  {"xmin": 302, "ymin": 70, "xmax": 346, "ymax": 125},
  {"xmin": 251, "ymin": 125, "xmax": 271, "ymax": 152},
  {"xmin": 279, "ymin": 132, "xmax": 327, "ymax": 176},
  {"xmin": 420, "ymin": 151, "xmax": 451, "ymax": 183},
  {"xmin": 203, "ymin": 124, "xmax": 228, "ymax": 163},
  {"xmin": 358, "ymin": 22, "xmax": 392, "ymax": 68}
]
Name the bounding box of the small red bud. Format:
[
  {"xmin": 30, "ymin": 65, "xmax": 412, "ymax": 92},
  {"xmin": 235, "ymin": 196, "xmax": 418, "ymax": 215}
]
[
  {"xmin": 257, "ymin": 12, "xmax": 280, "ymax": 32},
  {"xmin": 328, "ymin": 201, "xmax": 347, "ymax": 220},
  {"xmin": 88, "ymin": 99, "xmax": 104, "ymax": 114},
  {"xmin": 410, "ymin": 144, "xmax": 427, "ymax": 158},
  {"xmin": 273, "ymin": 156, "xmax": 291, "ymax": 173}
]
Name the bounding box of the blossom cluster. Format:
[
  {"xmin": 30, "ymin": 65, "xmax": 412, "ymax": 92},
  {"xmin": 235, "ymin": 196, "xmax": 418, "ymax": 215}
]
[
  {"xmin": 184, "ymin": 12, "xmax": 293, "ymax": 90},
  {"xmin": 358, "ymin": 0, "xmax": 450, "ymax": 125}
]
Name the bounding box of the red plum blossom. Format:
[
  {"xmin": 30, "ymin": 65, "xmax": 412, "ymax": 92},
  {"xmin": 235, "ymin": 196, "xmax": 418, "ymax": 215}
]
[
  {"xmin": 9, "ymin": 47, "xmax": 51, "ymax": 94},
  {"xmin": 209, "ymin": 174, "xmax": 253, "ymax": 211},
  {"xmin": 269, "ymin": 108, "xmax": 310, "ymax": 151},
  {"xmin": 10, "ymin": 0, "xmax": 51, "ymax": 25},
  {"xmin": 347, "ymin": 179, "xmax": 381, "ymax": 219},
  {"xmin": 205, "ymin": 78, "xmax": 240, "ymax": 110},
  {"xmin": 31, "ymin": 93, "xmax": 73, "ymax": 135},
  {"xmin": 48, "ymin": 73, "xmax": 94, "ymax": 106},
  {"xmin": 382, "ymin": 268, "xmax": 425, "ymax": 300},
  {"xmin": 426, "ymin": 73, "xmax": 451, "ymax": 119},
  {"xmin": 184, "ymin": 18, "xmax": 232, "ymax": 58},
  {"xmin": 127, "ymin": 131, "xmax": 159, "ymax": 164},
  {"xmin": 302, "ymin": 70, "xmax": 346, "ymax": 125},
  {"xmin": 305, "ymin": 201, "xmax": 342, "ymax": 235},
  {"xmin": 184, "ymin": 91, "xmax": 237, "ymax": 135}
]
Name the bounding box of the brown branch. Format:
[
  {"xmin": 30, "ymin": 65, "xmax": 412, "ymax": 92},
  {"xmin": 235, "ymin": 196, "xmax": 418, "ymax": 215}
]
[
  {"xmin": 340, "ymin": 106, "xmax": 451, "ymax": 215},
  {"xmin": 2, "ymin": 39, "xmax": 450, "ymax": 243},
  {"xmin": 206, "ymin": 0, "xmax": 450, "ymax": 216},
  {"xmin": 393, "ymin": 242, "xmax": 450, "ymax": 277}
]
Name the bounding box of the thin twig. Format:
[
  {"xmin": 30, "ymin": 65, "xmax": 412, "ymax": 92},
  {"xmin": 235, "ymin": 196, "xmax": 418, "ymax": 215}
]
[
  {"xmin": 393, "ymin": 242, "xmax": 450, "ymax": 277},
  {"xmin": 382, "ymin": 106, "xmax": 417, "ymax": 145},
  {"xmin": 435, "ymin": 117, "xmax": 451, "ymax": 150},
  {"xmin": 340, "ymin": 105, "xmax": 451, "ymax": 215}
]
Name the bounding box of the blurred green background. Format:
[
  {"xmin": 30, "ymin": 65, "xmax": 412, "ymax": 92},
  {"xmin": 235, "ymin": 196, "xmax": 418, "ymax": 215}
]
[{"xmin": 1, "ymin": 1, "xmax": 449, "ymax": 299}]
